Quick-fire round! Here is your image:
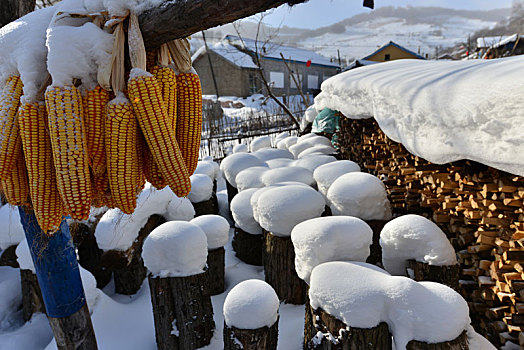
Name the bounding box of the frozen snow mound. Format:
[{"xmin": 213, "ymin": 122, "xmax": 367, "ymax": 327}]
[
  {"xmin": 327, "ymin": 172, "xmax": 392, "ymax": 220},
  {"xmin": 233, "ymin": 143, "xmax": 248, "ymax": 153},
  {"xmin": 274, "ymin": 131, "xmax": 290, "ymax": 145},
  {"xmin": 191, "ymin": 215, "xmax": 230, "ymax": 250},
  {"xmin": 266, "ymin": 157, "xmax": 294, "ymax": 169},
  {"xmin": 261, "ymin": 166, "xmax": 315, "ymax": 187},
  {"xmin": 255, "ymin": 184, "xmax": 325, "ymax": 236},
  {"xmin": 315, "ymin": 57, "xmax": 524, "ymax": 177},
  {"xmin": 293, "ymin": 155, "xmax": 336, "ymax": 172},
  {"xmin": 230, "ymin": 188, "xmax": 263, "ymax": 235},
  {"xmin": 95, "ymin": 184, "xmax": 195, "ymax": 251},
  {"xmin": 223, "ymin": 279, "xmax": 279, "ymax": 329},
  {"xmin": 250, "ymin": 135, "xmax": 272, "ymax": 152},
  {"xmin": 0, "ymin": 206, "xmax": 24, "ymax": 250},
  {"xmin": 277, "ymin": 135, "xmax": 298, "ymax": 150},
  {"xmin": 297, "ymin": 133, "xmax": 318, "ymax": 143},
  {"xmin": 314, "ymin": 160, "xmax": 361, "ymax": 196},
  {"xmin": 220, "ymin": 153, "xmax": 267, "ymax": 188},
  {"xmin": 297, "ymin": 145, "xmax": 336, "ymax": 158},
  {"xmin": 309, "ymin": 261, "xmax": 470, "ymax": 349},
  {"xmin": 142, "ymin": 221, "xmax": 208, "ymax": 278},
  {"xmin": 252, "ymin": 148, "xmax": 294, "ymax": 162},
  {"xmin": 250, "ymin": 182, "xmax": 310, "ymax": 224},
  {"xmin": 291, "ymin": 216, "xmax": 373, "ymax": 284},
  {"xmin": 194, "ymin": 161, "xmax": 218, "ymax": 180},
  {"xmin": 15, "ymin": 239, "xmax": 34, "ymax": 272},
  {"xmin": 188, "ymin": 174, "xmax": 213, "ymax": 203},
  {"xmin": 235, "ymin": 166, "xmax": 269, "ymax": 191},
  {"xmin": 380, "ymin": 215, "xmax": 458, "ymax": 275}
]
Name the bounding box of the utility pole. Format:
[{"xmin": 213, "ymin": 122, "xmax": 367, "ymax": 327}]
[{"xmin": 337, "ymin": 49, "xmax": 342, "ymax": 70}]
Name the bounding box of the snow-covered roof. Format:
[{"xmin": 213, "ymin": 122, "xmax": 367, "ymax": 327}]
[
  {"xmin": 362, "ymin": 41, "xmax": 425, "ymax": 60},
  {"xmin": 344, "ymin": 59, "xmax": 381, "ymax": 71},
  {"xmin": 315, "ymin": 56, "xmax": 524, "ymax": 176},
  {"xmin": 225, "ymin": 35, "xmax": 339, "ymax": 68},
  {"xmin": 192, "ymin": 41, "xmax": 257, "ymax": 69},
  {"xmin": 476, "ymin": 34, "xmax": 518, "ymax": 49}
]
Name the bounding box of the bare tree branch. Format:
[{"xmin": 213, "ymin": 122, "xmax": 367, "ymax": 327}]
[{"xmin": 139, "ymin": 0, "xmax": 307, "ymax": 48}]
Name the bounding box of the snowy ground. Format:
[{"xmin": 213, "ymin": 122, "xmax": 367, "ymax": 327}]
[{"xmin": 0, "ymin": 179, "xmax": 304, "ymax": 350}]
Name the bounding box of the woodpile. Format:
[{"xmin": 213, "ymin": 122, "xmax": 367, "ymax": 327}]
[{"xmin": 338, "ymin": 117, "xmax": 524, "ymax": 347}]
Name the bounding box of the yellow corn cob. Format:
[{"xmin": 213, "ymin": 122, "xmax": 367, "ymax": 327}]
[
  {"xmin": 18, "ymin": 101, "xmax": 64, "ymax": 233},
  {"xmin": 151, "ymin": 66, "xmax": 177, "ymax": 131},
  {"xmin": 176, "ymin": 72, "xmax": 202, "ymax": 175},
  {"xmin": 143, "ymin": 145, "xmax": 166, "ymax": 190},
  {"xmin": 1, "ymin": 149, "xmax": 29, "ymax": 206},
  {"xmin": 0, "ymin": 76, "xmax": 24, "ymax": 179},
  {"xmin": 91, "ymin": 170, "xmax": 114, "ymax": 208},
  {"xmin": 83, "ymin": 85, "xmax": 110, "ymax": 176},
  {"xmin": 127, "ymin": 70, "xmax": 191, "ymax": 197},
  {"xmin": 105, "ymin": 96, "xmax": 142, "ymax": 214},
  {"xmin": 45, "ymin": 85, "xmax": 92, "ymax": 220}
]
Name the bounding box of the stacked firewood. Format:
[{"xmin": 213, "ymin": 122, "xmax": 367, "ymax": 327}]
[{"xmin": 338, "ymin": 117, "xmax": 524, "ymax": 347}]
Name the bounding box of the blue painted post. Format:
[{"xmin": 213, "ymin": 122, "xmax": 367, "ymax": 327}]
[{"xmin": 18, "ymin": 207, "xmax": 98, "ymax": 349}]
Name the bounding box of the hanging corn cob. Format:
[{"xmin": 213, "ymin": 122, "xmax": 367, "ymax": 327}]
[
  {"xmin": 143, "ymin": 144, "xmax": 167, "ymax": 189},
  {"xmin": 126, "ymin": 13, "xmax": 190, "ymax": 197},
  {"xmin": 83, "ymin": 85, "xmax": 110, "ymax": 176},
  {"xmin": 0, "ymin": 75, "xmax": 24, "ymax": 179},
  {"xmin": 45, "ymin": 84, "xmax": 92, "ymax": 220},
  {"xmin": 1, "ymin": 149, "xmax": 30, "ymax": 206},
  {"xmin": 91, "ymin": 170, "xmax": 114, "ymax": 208},
  {"xmin": 150, "ymin": 64, "xmax": 177, "ymax": 131},
  {"xmin": 18, "ymin": 101, "xmax": 64, "ymax": 233}
]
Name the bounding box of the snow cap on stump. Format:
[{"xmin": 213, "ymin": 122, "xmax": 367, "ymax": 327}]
[
  {"xmin": 194, "ymin": 161, "xmax": 218, "ymax": 180},
  {"xmin": 261, "ymin": 166, "xmax": 315, "ymax": 187},
  {"xmin": 256, "ymin": 184, "xmax": 325, "ymax": 236},
  {"xmin": 235, "ymin": 166, "xmax": 269, "ymax": 191},
  {"xmin": 297, "ymin": 144, "xmax": 335, "ymax": 159},
  {"xmin": 188, "ymin": 174, "xmax": 213, "ymax": 203},
  {"xmin": 231, "ymin": 188, "xmax": 263, "ymax": 235},
  {"xmin": 250, "ymin": 182, "xmax": 310, "ymax": 224},
  {"xmin": 0, "ymin": 206, "xmax": 24, "ymax": 250},
  {"xmin": 380, "ymin": 214, "xmax": 458, "ymax": 275},
  {"xmin": 220, "ymin": 153, "xmax": 267, "ymax": 188},
  {"xmin": 142, "ymin": 221, "xmax": 208, "ymax": 278},
  {"xmin": 252, "ymin": 148, "xmax": 294, "ymax": 162},
  {"xmin": 277, "ymin": 136, "xmax": 298, "ymax": 150},
  {"xmin": 191, "ymin": 215, "xmax": 230, "ymax": 250},
  {"xmin": 266, "ymin": 157, "xmax": 294, "ymax": 169},
  {"xmin": 309, "ymin": 262, "xmax": 470, "ymax": 350},
  {"xmin": 233, "ymin": 143, "xmax": 248, "ymax": 153},
  {"xmin": 314, "ymin": 160, "xmax": 361, "ymax": 196},
  {"xmin": 250, "ymin": 135, "xmax": 272, "ymax": 152},
  {"xmin": 327, "ymin": 172, "xmax": 392, "ymax": 220},
  {"xmin": 274, "ymin": 131, "xmax": 290, "ymax": 144},
  {"xmin": 291, "ymin": 216, "xmax": 373, "ymax": 284},
  {"xmin": 293, "ymin": 155, "xmax": 337, "ymax": 172},
  {"xmin": 223, "ymin": 279, "xmax": 279, "ymax": 329}
]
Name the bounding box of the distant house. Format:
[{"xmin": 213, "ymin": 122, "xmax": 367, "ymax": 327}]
[
  {"xmin": 476, "ymin": 34, "xmax": 523, "ymax": 59},
  {"xmin": 362, "ymin": 41, "xmax": 425, "ymax": 62},
  {"xmin": 192, "ymin": 35, "xmax": 340, "ymax": 98}
]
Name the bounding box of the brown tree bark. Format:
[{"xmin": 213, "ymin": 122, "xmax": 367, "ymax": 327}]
[
  {"xmin": 0, "ymin": 0, "xmax": 36, "ymax": 27},
  {"xmin": 0, "ymin": 245, "xmax": 19, "ymax": 268},
  {"xmin": 205, "ymin": 247, "xmax": 225, "ymax": 296},
  {"xmin": 365, "ymin": 219, "xmax": 389, "ymax": 266},
  {"xmin": 232, "ymin": 227, "xmax": 263, "ymax": 266},
  {"xmin": 21, "ymin": 269, "xmax": 45, "ymax": 321},
  {"xmin": 48, "ymin": 304, "xmax": 98, "ymax": 350},
  {"xmin": 223, "ymin": 319, "xmax": 279, "ymax": 350},
  {"xmin": 193, "ymin": 193, "xmax": 219, "ymax": 217},
  {"xmin": 407, "ymin": 260, "xmax": 460, "ymax": 292},
  {"xmin": 406, "ymin": 331, "xmax": 468, "ymax": 350}
]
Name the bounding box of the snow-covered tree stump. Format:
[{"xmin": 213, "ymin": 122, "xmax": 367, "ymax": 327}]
[
  {"xmin": 0, "ymin": 245, "xmax": 18, "ymax": 268},
  {"xmin": 407, "ymin": 260, "xmax": 460, "ymax": 291},
  {"xmin": 143, "ymin": 221, "xmax": 215, "ymax": 350},
  {"xmin": 192, "ymin": 194, "xmax": 219, "ymax": 217},
  {"xmin": 232, "ymin": 227, "xmax": 263, "ymax": 266},
  {"xmin": 264, "ymin": 231, "xmax": 306, "ymax": 304},
  {"xmin": 406, "ymin": 330, "xmax": 468, "ymax": 349},
  {"xmin": 223, "ymin": 280, "xmax": 280, "ymax": 350},
  {"xmin": 191, "ymin": 215, "xmax": 230, "ymax": 296},
  {"xmin": 189, "ymin": 174, "xmax": 216, "ymax": 217},
  {"xmin": 365, "ymin": 219, "xmax": 388, "ymax": 266},
  {"xmin": 20, "ymin": 269, "xmax": 45, "ymax": 321},
  {"xmin": 226, "ymin": 180, "xmax": 238, "ymax": 207}
]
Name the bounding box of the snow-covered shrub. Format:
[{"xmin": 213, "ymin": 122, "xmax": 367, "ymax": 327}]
[
  {"xmin": 220, "ymin": 153, "xmax": 267, "ymax": 188},
  {"xmin": 313, "ymin": 160, "xmax": 361, "ymax": 196},
  {"xmin": 261, "ymin": 167, "xmax": 315, "ymax": 187},
  {"xmin": 233, "ymin": 143, "xmax": 248, "ymax": 153},
  {"xmin": 223, "ymin": 279, "xmax": 279, "ymax": 329},
  {"xmin": 230, "ymin": 188, "xmax": 263, "ymax": 235},
  {"xmin": 252, "ymin": 148, "xmax": 293, "ymax": 162},
  {"xmin": 380, "ymin": 214, "xmax": 458, "ymax": 275},
  {"xmin": 293, "ymin": 155, "xmax": 336, "ymax": 172},
  {"xmin": 235, "ymin": 166, "xmax": 269, "ymax": 191},
  {"xmin": 0, "ymin": 206, "xmax": 24, "ymax": 250},
  {"xmin": 142, "ymin": 221, "xmax": 207, "ymax": 278},
  {"xmin": 191, "ymin": 215, "xmax": 230, "ymax": 250},
  {"xmin": 291, "ymin": 216, "xmax": 373, "ymax": 284},
  {"xmin": 250, "ymin": 136, "xmax": 272, "ymax": 152},
  {"xmin": 327, "ymin": 172, "xmax": 391, "ymax": 220},
  {"xmin": 188, "ymin": 174, "xmax": 213, "ymax": 203},
  {"xmin": 309, "ymin": 261, "xmax": 470, "ymax": 349}
]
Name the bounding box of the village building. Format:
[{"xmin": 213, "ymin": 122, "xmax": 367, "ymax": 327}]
[
  {"xmin": 192, "ymin": 35, "xmax": 340, "ymax": 98},
  {"xmin": 362, "ymin": 40, "xmax": 426, "ymax": 62}
]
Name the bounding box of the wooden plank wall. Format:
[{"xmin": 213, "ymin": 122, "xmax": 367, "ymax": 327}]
[{"xmin": 337, "ymin": 117, "xmax": 524, "ymax": 347}]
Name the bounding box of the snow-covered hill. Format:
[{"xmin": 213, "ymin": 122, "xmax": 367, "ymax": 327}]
[{"xmin": 195, "ymin": 6, "xmax": 510, "ymax": 64}]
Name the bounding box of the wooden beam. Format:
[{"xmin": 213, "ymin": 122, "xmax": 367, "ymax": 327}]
[{"xmin": 139, "ymin": 0, "xmax": 308, "ymax": 48}]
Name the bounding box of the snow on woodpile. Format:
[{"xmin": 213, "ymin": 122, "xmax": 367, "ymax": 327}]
[
  {"xmin": 220, "ymin": 153, "xmax": 267, "ymax": 188},
  {"xmin": 252, "ymin": 148, "xmax": 293, "ymax": 162},
  {"xmin": 235, "ymin": 166, "xmax": 269, "ymax": 191},
  {"xmin": 276, "ymin": 136, "xmax": 298, "ymax": 150},
  {"xmin": 188, "ymin": 174, "xmax": 213, "ymax": 203},
  {"xmin": 309, "ymin": 261, "xmax": 470, "ymax": 349},
  {"xmin": 327, "ymin": 172, "xmax": 392, "ymax": 220},
  {"xmin": 315, "ymin": 56, "xmax": 524, "ymax": 176},
  {"xmin": 261, "ymin": 166, "xmax": 315, "ymax": 187},
  {"xmin": 230, "ymin": 188, "xmax": 263, "ymax": 235},
  {"xmin": 223, "ymin": 279, "xmax": 279, "ymax": 329},
  {"xmin": 95, "ymin": 184, "xmax": 194, "ymax": 251},
  {"xmin": 250, "ymin": 136, "xmax": 272, "ymax": 152},
  {"xmin": 0, "ymin": 206, "xmax": 24, "ymax": 250},
  {"xmin": 293, "ymin": 155, "xmax": 336, "ymax": 172},
  {"xmin": 142, "ymin": 221, "xmax": 208, "ymax": 278},
  {"xmin": 314, "ymin": 160, "xmax": 361, "ymax": 196},
  {"xmin": 266, "ymin": 158, "xmax": 294, "ymax": 169},
  {"xmin": 232, "ymin": 143, "xmax": 248, "ymax": 153},
  {"xmin": 255, "ymin": 184, "xmax": 325, "ymax": 236},
  {"xmin": 291, "ymin": 216, "xmax": 372, "ymax": 284},
  {"xmin": 380, "ymin": 215, "xmax": 458, "ymax": 275},
  {"xmin": 191, "ymin": 215, "xmax": 230, "ymax": 250}
]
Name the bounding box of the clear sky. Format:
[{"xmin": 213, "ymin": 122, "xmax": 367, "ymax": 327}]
[{"xmin": 260, "ymin": 0, "xmax": 514, "ymax": 29}]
